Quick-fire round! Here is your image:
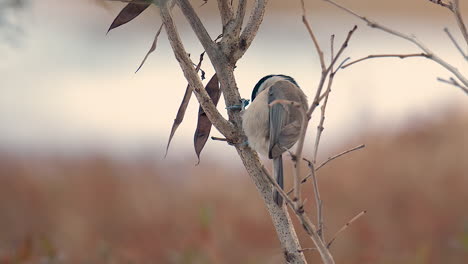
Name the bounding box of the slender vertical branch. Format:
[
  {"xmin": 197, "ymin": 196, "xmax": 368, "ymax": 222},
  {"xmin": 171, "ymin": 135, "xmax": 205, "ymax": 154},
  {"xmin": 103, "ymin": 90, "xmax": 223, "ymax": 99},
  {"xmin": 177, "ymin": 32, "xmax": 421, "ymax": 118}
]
[
  {"xmin": 313, "ymin": 35, "xmax": 335, "ymax": 163},
  {"xmin": 443, "ymin": 28, "xmax": 467, "ymax": 60},
  {"xmin": 449, "ymin": 0, "xmax": 468, "ymax": 50}
]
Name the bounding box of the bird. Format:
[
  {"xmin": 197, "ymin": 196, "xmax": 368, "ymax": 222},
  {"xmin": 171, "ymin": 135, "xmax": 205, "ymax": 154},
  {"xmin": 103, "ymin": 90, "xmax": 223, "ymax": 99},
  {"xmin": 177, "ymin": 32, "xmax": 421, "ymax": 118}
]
[{"xmin": 242, "ymin": 74, "xmax": 308, "ymax": 206}]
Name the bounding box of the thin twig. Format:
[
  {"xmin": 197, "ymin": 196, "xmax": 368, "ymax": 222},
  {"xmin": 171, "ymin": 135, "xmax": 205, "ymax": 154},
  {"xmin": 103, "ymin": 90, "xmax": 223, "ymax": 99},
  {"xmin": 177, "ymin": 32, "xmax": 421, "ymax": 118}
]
[
  {"xmin": 443, "ymin": 27, "xmax": 468, "ymax": 60},
  {"xmin": 437, "ymin": 77, "xmax": 468, "ymax": 94},
  {"xmin": 313, "ymin": 35, "xmax": 336, "ymax": 164},
  {"xmin": 429, "ymin": 0, "xmax": 468, "ymax": 52},
  {"xmin": 286, "ymin": 144, "xmax": 365, "ymax": 195},
  {"xmin": 452, "ymin": 0, "xmax": 468, "ymax": 52},
  {"xmin": 327, "ymin": 210, "xmax": 367, "ymax": 248},
  {"xmin": 308, "ymin": 25, "xmax": 358, "ymax": 117},
  {"xmin": 428, "ymin": 0, "xmax": 452, "ymax": 9},
  {"xmin": 304, "ymin": 159, "xmax": 324, "ymax": 241},
  {"xmin": 301, "ymin": 0, "xmax": 325, "ymax": 71},
  {"xmin": 261, "ymin": 166, "xmax": 335, "ymax": 264},
  {"xmin": 341, "ymin": 53, "xmax": 429, "ymax": 69},
  {"xmin": 298, "ymin": 247, "xmax": 317, "ymax": 252},
  {"xmin": 316, "ymin": 144, "xmax": 365, "ymax": 171},
  {"xmin": 324, "ymin": 0, "xmax": 468, "ymax": 90}
]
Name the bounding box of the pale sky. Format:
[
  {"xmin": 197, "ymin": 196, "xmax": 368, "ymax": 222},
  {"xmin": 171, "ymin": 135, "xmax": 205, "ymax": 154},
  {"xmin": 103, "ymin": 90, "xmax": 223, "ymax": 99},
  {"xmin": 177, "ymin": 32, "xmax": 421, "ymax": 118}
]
[{"xmin": 1, "ymin": 0, "xmax": 467, "ymax": 161}]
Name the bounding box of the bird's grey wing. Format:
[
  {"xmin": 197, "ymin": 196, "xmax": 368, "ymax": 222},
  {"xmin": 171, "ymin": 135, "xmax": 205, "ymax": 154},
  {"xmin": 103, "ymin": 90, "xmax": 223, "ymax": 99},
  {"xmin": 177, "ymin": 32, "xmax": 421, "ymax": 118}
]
[
  {"xmin": 268, "ymin": 81, "xmax": 307, "ymax": 158},
  {"xmin": 278, "ymin": 120, "xmax": 302, "ymax": 150},
  {"xmin": 268, "ymin": 85, "xmax": 288, "ymax": 159}
]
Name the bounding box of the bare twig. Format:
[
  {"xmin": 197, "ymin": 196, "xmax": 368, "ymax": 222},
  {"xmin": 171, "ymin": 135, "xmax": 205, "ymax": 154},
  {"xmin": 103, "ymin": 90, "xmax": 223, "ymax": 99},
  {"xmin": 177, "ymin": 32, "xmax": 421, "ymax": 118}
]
[
  {"xmin": 301, "ymin": 0, "xmax": 325, "ymax": 71},
  {"xmin": 286, "ymin": 144, "xmax": 365, "ymax": 195},
  {"xmin": 443, "ymin": 27, "xmax": 468, "ymax": 60},
  {"xmin": 341, "ymin": 53, "xmax": 429, "ymax": 69},
  {"xmin": 437, "ymin": 77, "xmax": 468, "ymax": 94},
  {"xmin": 304, "ymin": 158, "xmax": 324, "ymax": 241},
  {"xmin": 313, "ymin": 35, "xmax": 336, "ymax": 164},
  {"xmin": 307, "ymin": 25, "xmax": 358, "ymax": 117},
  {"xmin": 298, "ymin": 247, "xmax": 317, "ymax": 252},
  {"xmin": 428, "ymin": 0, "xmax": 452, "ymax": 9},
  {"xmin": 324, "ymin": 0, "xmax": 468, "ymax": 90},
  {"xmin": 316, "ymin": 144, "xmax": 365, "ymax": 171},
  {"xmin": 429, "ymin": 0, "xmax": 468, "ymax": 51},
  {"xmin": 327, "ymin": 210, "xmax": 367, "ymax": 248},
  {"xmin": 262, "ymin": 166, "xmax": 335, "ymax": 264},
  {"xmin": 452, "ymin": 0, "xmax": 468, "ymax": 51}
]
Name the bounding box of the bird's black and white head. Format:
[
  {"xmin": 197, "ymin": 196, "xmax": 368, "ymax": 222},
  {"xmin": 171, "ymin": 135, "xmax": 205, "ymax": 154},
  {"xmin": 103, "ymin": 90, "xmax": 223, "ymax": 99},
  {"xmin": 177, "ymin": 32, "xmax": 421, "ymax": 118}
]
[{"xmin": 251, "ymin": 74, "xmax": 299, "ymax": 102}]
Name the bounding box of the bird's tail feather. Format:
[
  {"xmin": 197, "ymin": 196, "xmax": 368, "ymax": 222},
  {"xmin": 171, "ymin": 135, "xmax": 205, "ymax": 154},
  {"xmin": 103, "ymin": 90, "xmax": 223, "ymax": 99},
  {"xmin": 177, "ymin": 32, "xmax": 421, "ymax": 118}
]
[{"xmin": 273, "ymin": 155, "xmax": 284, "ymax": 206}]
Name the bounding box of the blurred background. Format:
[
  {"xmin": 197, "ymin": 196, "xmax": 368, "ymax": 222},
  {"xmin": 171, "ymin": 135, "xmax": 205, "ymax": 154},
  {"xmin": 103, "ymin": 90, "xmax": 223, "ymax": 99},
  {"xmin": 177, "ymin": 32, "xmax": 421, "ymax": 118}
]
[{"xmin": 1, "ymin": 0, "xmax": 467, "ymax": 263}]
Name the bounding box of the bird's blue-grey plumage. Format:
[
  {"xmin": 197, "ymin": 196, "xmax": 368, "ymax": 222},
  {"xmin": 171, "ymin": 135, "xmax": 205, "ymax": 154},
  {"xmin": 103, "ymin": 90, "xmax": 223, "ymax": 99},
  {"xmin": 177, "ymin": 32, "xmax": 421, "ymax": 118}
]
[{"xmin": 243, "ymin": 74, "xmax": 307, "ymax": 206}]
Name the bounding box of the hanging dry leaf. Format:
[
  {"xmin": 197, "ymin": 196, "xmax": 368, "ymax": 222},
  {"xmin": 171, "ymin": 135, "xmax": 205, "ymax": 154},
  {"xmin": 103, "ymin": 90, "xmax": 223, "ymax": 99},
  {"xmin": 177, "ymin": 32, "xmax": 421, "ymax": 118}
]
[
  {"xmin": 165, "ymin": 52, "xmax": 206, "ymax": 157},
  {"xmin": 194, "ymin": 73, "xmax": 221, "ymax": 164},
  {"xmin": 136, "ymin": 23, "xmax": 164, "ymax": 73},
  {"xmin": 107, "ymin": 0, "xmax": 151, "ymax": 33}
]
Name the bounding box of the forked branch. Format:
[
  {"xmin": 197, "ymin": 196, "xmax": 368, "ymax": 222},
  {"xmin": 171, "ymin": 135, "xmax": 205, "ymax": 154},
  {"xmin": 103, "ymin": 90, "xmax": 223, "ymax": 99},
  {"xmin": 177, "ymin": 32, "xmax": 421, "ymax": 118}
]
[
  {"xmin": 159, "ymin": 2, "xmax": 235, "ymax": 137},
  {"xmin": 324, "ymin": 0, "xmax": 468, "ymax": 93}
]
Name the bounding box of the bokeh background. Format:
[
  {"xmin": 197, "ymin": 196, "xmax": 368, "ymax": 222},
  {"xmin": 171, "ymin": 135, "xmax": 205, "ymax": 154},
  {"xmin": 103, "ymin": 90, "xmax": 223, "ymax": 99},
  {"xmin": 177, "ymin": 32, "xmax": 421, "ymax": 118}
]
[{"xmin": 1, "ymin": 0, "xmax": 467, "ymax": 263}]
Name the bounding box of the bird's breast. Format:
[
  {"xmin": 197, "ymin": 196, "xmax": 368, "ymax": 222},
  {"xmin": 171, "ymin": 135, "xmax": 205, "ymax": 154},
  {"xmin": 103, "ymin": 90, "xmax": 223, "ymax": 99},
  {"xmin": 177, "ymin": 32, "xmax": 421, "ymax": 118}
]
[{"xmin": 242, "ymin": 90, "xmax": 270, "ymax": 156}]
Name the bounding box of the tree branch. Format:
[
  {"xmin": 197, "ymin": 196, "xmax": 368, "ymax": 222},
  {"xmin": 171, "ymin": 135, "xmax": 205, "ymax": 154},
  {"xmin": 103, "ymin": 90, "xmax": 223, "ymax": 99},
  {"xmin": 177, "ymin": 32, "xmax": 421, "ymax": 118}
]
[
  {"xmin": 237, "ymin": 148, "xmax": 307, "ymax": 263},
  {"xmin": 443, "ymin": 27, "xmax": 468, "ymax": 60},
  {"xmin": 261, "ymin": 166, "xmax": 335, "ymax": 264},
  {"xmin": 159, "ymin": 2, "xmax": 235, "ymax": 138},
  {"xmin": 176, "ymin": 0, "xmax": 225, "ymax": 66},
  {"xmin": 286, "ymin": 144, "xmax": 366, "ymax": 195},
  {"xmin": 341, "ymin": 53, "xmax": 429, "ymax": 69},
  {"xmin": 327, "ymin": 210, "xmax": 367, "ymax": 248},
  {"xmin": 324, "ymin": 0, "xmax": 468, "ymax": 90},
  {"xmin": 233, "ymin": 0, "xmax": 268, "ymax": 61},
  {"xmin": 304, "ymin": 158, "xmax": 324, "ymax": 241},
  {"xmin": 160, "ymin": 2, "xmax": 309, "ymax": 262},
  {"xmin": 452, "ymin": 0, "xmax": 468, "ymax": 52},
  {"xmin": 217, "ymin": 0, "xmax": 233, "ymax": 28},
  {"xmin": 437, "ymin": 77, "xmax": 468, "ymax": 94},
  {"xmin": 429, "ymin": 0, "xmax": 468, "ymax": 52},
  {"xmin": 232, "ymin": 0, "xmax": 247, "ymax": 37},
  {"xmin": 301, "ymin": 0, "xmax": 326, "ymax": 71}
]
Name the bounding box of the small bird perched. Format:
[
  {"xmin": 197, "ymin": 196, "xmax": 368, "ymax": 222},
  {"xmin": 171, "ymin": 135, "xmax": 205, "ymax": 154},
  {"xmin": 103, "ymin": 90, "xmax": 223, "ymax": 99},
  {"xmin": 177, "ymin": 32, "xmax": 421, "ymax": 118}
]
[{"xmin": 242, "ymin": 75, "xmax": 308, "ymax": 206}]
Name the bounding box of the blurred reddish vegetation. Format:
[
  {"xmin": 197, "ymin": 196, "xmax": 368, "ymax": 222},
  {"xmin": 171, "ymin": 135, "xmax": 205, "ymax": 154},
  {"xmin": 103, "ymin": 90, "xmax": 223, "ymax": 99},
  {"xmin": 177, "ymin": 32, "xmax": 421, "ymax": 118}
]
[{"xmin": 0, "ymin": 111, "xmax": 467, "ymax": 264}]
